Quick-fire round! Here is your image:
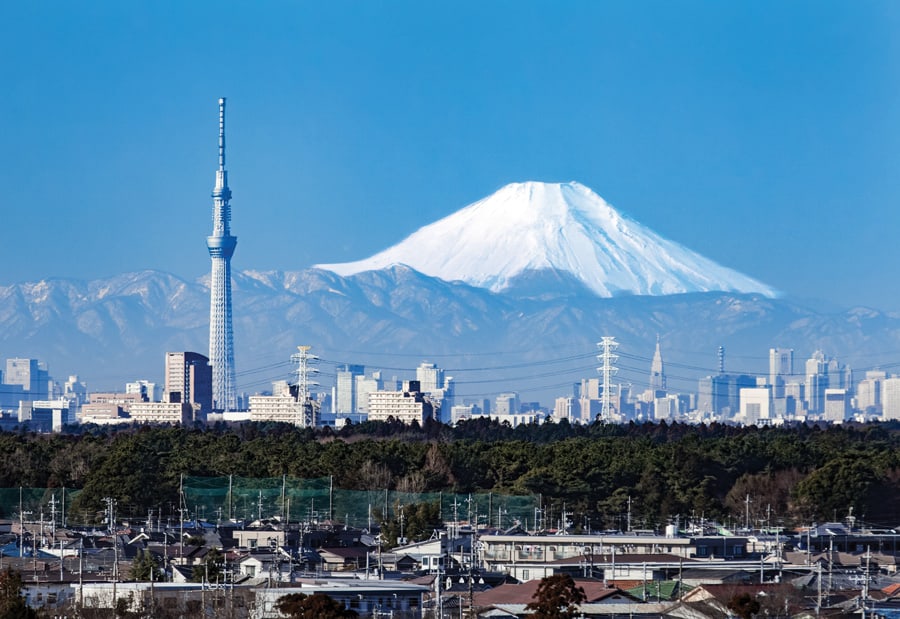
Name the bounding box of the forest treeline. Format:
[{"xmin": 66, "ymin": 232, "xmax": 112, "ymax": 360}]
[{"xmin": 2, "ymin": 418, "xmax": 900, "ymax": 529}]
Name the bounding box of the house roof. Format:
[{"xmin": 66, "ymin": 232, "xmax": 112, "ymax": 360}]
[
  {"xmin": 474, "ymin": 579, "xmax": 626, "ymax": 607},
  {"xmin": 550, "ymin": 552, "xmax": 692, "ymax": 565},
  {"xmin": 317, "ymin": 547, "xmax": 370, "ymax": 560},
  {"xmin": 680, "ymin": 583, "xmax": 796, "ymax": 605}
]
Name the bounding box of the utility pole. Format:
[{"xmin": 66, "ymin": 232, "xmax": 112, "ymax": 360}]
[
  {"xmin": 467, "ymin": 529, "xmax": 476, "ymax": 618},
  {"xmin": 18, "ymin": 487, "xmax": 23, "ymax": 558},
  {"xmin": 49, "ymin": 493, "xmax": 58, "ymax": 542},
  {"xmin": 627, "ymin": 496, "xmax": 632, "ymax": 533},
  {"xmin": 745, "ymin": 494, "xmax": 751, "ymax": 531},
  {"xmin": 861, "ymin": 546, "xmax": 872, "ymax": 619},
  {"xmin": 104, "ymin": 497, "xmax": 118, "ymax": 607}
]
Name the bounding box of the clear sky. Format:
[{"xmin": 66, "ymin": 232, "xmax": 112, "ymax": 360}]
[{"xmin": 2, "ymin": 1, "xmax": 899, "ymax": 310}]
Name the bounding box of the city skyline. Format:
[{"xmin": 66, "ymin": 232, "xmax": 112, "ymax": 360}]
[{"xmin": 1, "ymin": 3, "xmax": 899, "ymax": 310}]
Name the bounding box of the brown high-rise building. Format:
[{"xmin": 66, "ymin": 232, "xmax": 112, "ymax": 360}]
[{"xmin": 165, "ymin": 352, "xmax": 213, "ymax": 419}]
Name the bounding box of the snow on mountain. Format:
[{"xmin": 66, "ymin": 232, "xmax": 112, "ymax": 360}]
[{"xmin": 316, "ymin": 181, "xmax": 776, "ymax": 298}]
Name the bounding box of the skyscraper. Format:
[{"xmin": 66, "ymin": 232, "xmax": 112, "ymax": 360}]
[
  {"xmin": 207, "ymin": 98, "xmax": 238, "ymax": 411},
  {"xmin": 334, "ymin": 364, "xmax": 365, "ymax": 413},
  {"xmin": 165, "ymin": 352, "xmax": 213, "ymax": 417},
  {"xmin": 769, "ymin": 347, "xmax": 793, "ymax": 399},
  {"xmin": 649, "ymin": 336, "xmax": 666, "ymax": 392}
]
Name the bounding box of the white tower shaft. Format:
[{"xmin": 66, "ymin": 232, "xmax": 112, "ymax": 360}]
[{"xmin": 207, "ymin": 98, "xmax": 238, "ymax": 411}]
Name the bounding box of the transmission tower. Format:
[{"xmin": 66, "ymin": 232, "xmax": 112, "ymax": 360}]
[
  {"xmin": 597, "ymin": 337, "xmax": 619, "ymax": 421},
  {"xmin": 290, "ymin": 346, "xmax": 319, "ymax": 427}
]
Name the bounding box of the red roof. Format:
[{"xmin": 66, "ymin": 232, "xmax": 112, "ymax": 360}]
[{"xmin": 475, "ymin": 579, "xmax": 623, "ymax": 607}]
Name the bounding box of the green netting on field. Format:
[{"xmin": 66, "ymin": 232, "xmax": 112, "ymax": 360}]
[
  {"xmin": 0, "ymin": 487, "xmax": 81, "ymax": 522},
  {"xmin": 181, "ymin": 476, "xmax": 539, "ymax": 529}
]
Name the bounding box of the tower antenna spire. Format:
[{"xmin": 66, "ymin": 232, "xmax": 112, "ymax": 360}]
[{"xmin": 218, "ymin": 97, "xmax": 226, "ymax": 170}]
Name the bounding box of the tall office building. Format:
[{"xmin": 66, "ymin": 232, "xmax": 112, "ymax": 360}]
[
  {"xmin": 416, "ymin": 362, "xmax": 443, "ymax": 392},
  {"xmin": 416, "ymin": 362, "xmax": 455, "ymax": 422},
  {"xmin": 335, "ymin": 364, "xmax": 365, "ymax": 413},
  {"xmin": 882, "ymin": 377, "xmax": 900, "ymax": 421},
  {"xmin": 355, "ymin": 371, "xmax": 384, "ymax": 415},
  {"xmin": 856, "ymin": 370, "xmax": 886, "ymax": 414},
  {"xmin": 165, "ymin": 352, "xmax": 213, "ymax": 416},
  {"xmin": 207, "ymin": 98, "xmax": 238, "ymax": 411},
  {"xmin": 5, "ymin": 359, "xmax": 49, "ymax": 399},
  {"xmin": 805, "ymin": 350, "xmax": 827, "ymax": 414},
  {"xmin": 768, "ymin": 348, "xmax": 793, "ymax": 398}
]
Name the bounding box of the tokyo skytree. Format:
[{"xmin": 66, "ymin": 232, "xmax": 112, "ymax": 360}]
[{"xmin": 206, "ymin": 98, "xmax": 237, "ymax": 411}]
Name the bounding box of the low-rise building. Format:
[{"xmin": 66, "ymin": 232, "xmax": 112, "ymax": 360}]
[
  {"xmin": 129, "ymin": 401, "xmax": 193, "ymax": 425},
  {"xmin": 368, "ymin": 381, "xmax": 435, "ymax": 425}
]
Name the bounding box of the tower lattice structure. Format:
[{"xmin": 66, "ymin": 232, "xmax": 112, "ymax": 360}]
[
  {"xmin": 291, "ymin": 345, "xmax": 320, "ymax": 427},
  {"xmin": 207, "ymin": 98, "xmax": 238, "ymax": 411},
  {"xmin": 597, "ymin": 337, "xmax": 619, "ymax": 421}
]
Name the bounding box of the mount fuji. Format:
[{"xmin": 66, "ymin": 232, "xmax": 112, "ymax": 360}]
[{"xmin": 317, "ymin": 181, "xmax": 776, "ymax": 299}]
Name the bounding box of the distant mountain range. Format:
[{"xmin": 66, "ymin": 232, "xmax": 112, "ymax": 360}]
[{"xmin": 1, "ymin": 182, "xmax": 898, "ymax": 401}]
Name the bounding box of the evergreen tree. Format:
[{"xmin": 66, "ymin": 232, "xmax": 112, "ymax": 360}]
[
  {"xmin": 128, "ymin": 549, "xmax": 162, "ymax": 582},
  {"xmin": 191, "ymin": 548, "xmax": 225, "ymax": 583},
  {"xmin": 525, "ymin": 574, "xmax": 586, "ymax": 619},
  {"xmin": 0, "ymin": 568, "xmax": 37, "ymax": 619}
]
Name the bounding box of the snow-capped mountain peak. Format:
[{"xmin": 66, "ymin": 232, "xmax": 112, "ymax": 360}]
[{"xmin": 316, "ymin": 181, "xmax": 776, "ymax": 298}]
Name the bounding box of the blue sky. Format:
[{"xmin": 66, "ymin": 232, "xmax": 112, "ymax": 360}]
[{"xmin": 2, "ymin": 1, "xmax": 899, "ymax": 309}]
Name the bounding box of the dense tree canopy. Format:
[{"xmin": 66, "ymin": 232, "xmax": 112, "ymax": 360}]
[{"xmin": 2, "ymin": 420, "xmax": 900, "ymax": 528}]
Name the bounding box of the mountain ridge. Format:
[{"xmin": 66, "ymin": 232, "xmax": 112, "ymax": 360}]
[{"xmin": 0, "ymin": 267, "xmax": 896, "ymax": 403}]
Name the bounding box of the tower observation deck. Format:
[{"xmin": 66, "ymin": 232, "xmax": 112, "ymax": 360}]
[{"xmin": 207, "ymin": 98, "xmax": 237, "ymax": 411}]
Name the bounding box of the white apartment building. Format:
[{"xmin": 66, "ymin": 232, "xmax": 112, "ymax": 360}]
[
  {"xmin": 740, "ymin": 387, "xmax": 773, "ymax": 424},
  {"xmin": 553, "ymin": 397, "xmax": 574, "ymax": 422},
  {"xmin": 249, "ymin": 394, "xmax": 316, "ymax": 427},
  {"xmin": 368, "ymin": 385, "xmax": 433, "ymax": 425},
  {"xmin": 129, "ymin": 401, "xmax": 193, "ymax": 425},
  {"xmin": 823, "ymin": 388, "xmax": 850, "ymax": 422}
]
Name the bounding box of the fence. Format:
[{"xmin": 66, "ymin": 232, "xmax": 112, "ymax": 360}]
[
  {"xmin": 0, "ymin": 487, "xmax": 80, "ymax": 524},
  {"xmin": 0, "ymin": 478, "xmax": 539, "ymax": 530},
  {"xmin": 182, "ymin": 475, "xmax": 539, "ymax": 530}
]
